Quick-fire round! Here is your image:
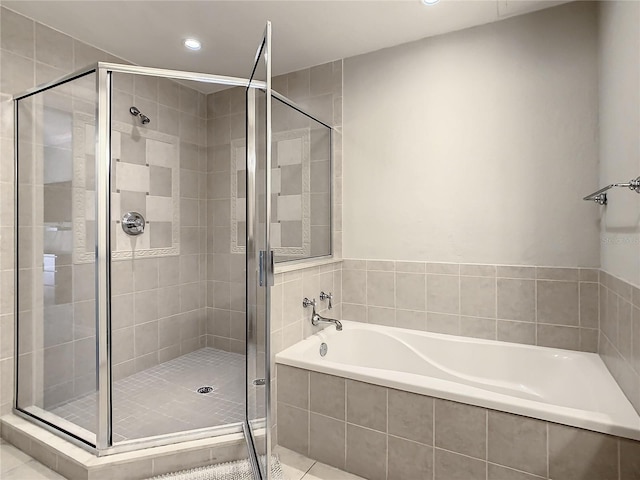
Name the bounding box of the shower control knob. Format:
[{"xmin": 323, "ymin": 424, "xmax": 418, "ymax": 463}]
[{"xmin": 122, "ymin": 212, "xmax": 145, "ymax": 236}]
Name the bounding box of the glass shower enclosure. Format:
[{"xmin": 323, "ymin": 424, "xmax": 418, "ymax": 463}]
[{"xmin": 12, "ymin": 23, "xmax": 277, "ymax": 477}]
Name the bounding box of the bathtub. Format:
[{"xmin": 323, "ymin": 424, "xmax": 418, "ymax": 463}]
[{"xmin": 276, "ymin": 321, "xmax": 640, "ymax": 441}]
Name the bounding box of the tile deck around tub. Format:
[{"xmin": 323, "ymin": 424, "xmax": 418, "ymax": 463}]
[{"xmin": 50, "ymin": 347, "xmax": 245, "ymax": 441}]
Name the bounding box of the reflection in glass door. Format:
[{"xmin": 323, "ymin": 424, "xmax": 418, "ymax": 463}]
[{"xmin": 246, "ymin": 22, "xmax": 272, "ymax": 479}]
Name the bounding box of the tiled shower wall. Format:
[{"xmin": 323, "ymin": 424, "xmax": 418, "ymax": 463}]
[
  {"xmin": 206, "ymin": 61, "xmax": 343, "ymax": 351},
  {"xmin": 599, "ymin": 271, "xmax": 640, "ymax": 415},
  {"xmin": 109, "ymin": 73, "xmax": 209, "ymax": 382},
  {"xmin": 0, "ymin": 6, "xmax": 209, "ymax": 412},
  {"xmin": 341, "ymin": 260, "xmax": 600, "ymax": 353}
]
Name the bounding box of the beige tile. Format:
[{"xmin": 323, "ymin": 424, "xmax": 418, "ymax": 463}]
[
  {"xmin": 427, "ymin": 263, "xmax": 459, "ymax": 275},
  {"xmin": 537, "ymin": 281, "xmax": 579, "ymax": 325},
  {"xmin": 277, "ymin": 403, "xmax": 309, "ymax": 455},
  {"xmin": 310, "ymin": 372, "xmax": 345, "ymax": 420},
  {"xmin": 460, "ymin": 316, "xmax": 497, "ymax": 340},
  {"xmin": 460, "ymin": 277, "xmax": 496, "ymax": 318},
  {"xmin": 346, "ymin": 380, "xmax": 387, "ymax": 432},
  {"xmin": 619, "ymin": 299, "xmax": 633, "ymax": 359},
  {"xmin": 487, "ymin": 464, "xmax": 544, "ymax": 480},
  {"xmin": 278, "ymin": 365, "xmax": 309, "ymax": 409},
  {"xmin": 395, "ymin": 261, "xmax": 426, "ymax": 273},
  {"xmin": 497, "ymin": 266, "xmax": 535, "ymax": 279},
  {"xmin": 427, "ymin": 274, "xmax": 459, "ymax": 314},
  {"xmin": 4, "ymin": 461, "xmax": 67, "ymax": 480},
  {"xmin": 0, "ymin": 442, "xmax": 32, "ymax": 474},
  {"xmin": 342, "ymin": 270, "xmax": 366, "ymax": 305},
  {"xmin": 342, "ymin": 303, "xmax": 366, "ymax": 323},
  {"xmin": 427, "ymin": 312, "xmax": 460, "ymax": 335},
  {"xmin": 133, "ymin": 257, "xmax": 159, "ymax": 291},
  {"xmin": 388, "ymin": 436, "xmax": 433, "ymax": 480},
  {"xmin": 536, "ymin": 267, "xmax": 579, "ymax": 281},
  {"xmin": 396, "ymin": 273, "xmax": 426, "ymax": 311},
  {"xmin": 276, "ymin": 446, "xmax": 315, "ymax": 480},
  {"xmin": 497, "ymin": 279, "xmax": 535, "ymax": 322},
  {"xmin": 396, "ymin": 310, "xmax": 427, "ymax": 330},
  {"xmin": 488, "ymin": 411, "xmax": 547, "ymax": 477},
  {"xmin": 548, "ymin": 423, "xmax": 618, "ymax": 480},
  {"xmin": 579, "ymin": 269, "xmax": 599, "ymax": 282},
  {"xmin": 35, "ymin": 23, "xmax": 73, "ymax": 70},
  {"xmin": 304, "ymin": 461, "xmax": 365, "ymax": 480},
  {"xmin": 497, "ymin": 320, "xmax": 535, "ymax": 345},
  {"xmin": 345, "ymin": 424, "xmax": 386, "ymax": 480},
  {"xmin": 367, "ymin": 306, "xmax": 395, "ymax": 327},
  {"xmin": 1, "ymin": 9, "xmax": 34, "ymax": 59},
  {"xmin": 620, "ymin": 438, "xmax": 640, "ymax": 480},
  {"xmin": 309, "ymin": 413, "xmax": 346, "ymax": 469},
  {"xmin": 366, "ymin": 260, "xmax": 395, "ymax": 272},
  {"xmin": 461, "ymin": 264, "xmax": 496, "ymax": 277},
  {"xmin": 151, "ymin": 447, "xmax": 211, "ymax": 476},
  {"xmin": 435, "ymin": 399, "xmax": 486, "ymax": 459},
  {"xmin": 434, "ymin": 448, "xmax": 486, "ymax": 480},
  {"xmin": 537, "ymin": 324, "xmax": 580, "ymax": 351},
  {"xmin": 388, "ymin": 388, "xmax": 433, "ymax": 444},
  {"xmin": 366, "ymin": 271, "xmax": 395, "ymax": 308},
  {"xmin": 579, "ymin": 282, "xmax": 599, "ymax": 328},
  {"xmin": 579, "ymin": 328, "xmax": 599, "ymax": 353}
]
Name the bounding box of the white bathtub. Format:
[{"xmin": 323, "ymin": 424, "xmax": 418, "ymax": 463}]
[{"xmin": 276, "ymin": 321, "xmax": 640, "ymax": 441}]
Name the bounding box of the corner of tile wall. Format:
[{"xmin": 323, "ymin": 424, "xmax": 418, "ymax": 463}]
[{"xmin": 598, "ymin": 269, "xmax": 640, "ymax": 415}]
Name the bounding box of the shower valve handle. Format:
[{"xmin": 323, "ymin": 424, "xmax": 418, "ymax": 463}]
[{"xmin": 320, "ymin": 291, "xmax": 333, "ymax": 309}]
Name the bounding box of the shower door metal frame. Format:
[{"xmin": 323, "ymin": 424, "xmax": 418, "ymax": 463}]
[
  {"xmin": 245, "ymin": 21, "xmax": 273, "ymax": 480},
  {"xmin": 12, "ymin": 58, "xmax": 330, "ymax": 460}
]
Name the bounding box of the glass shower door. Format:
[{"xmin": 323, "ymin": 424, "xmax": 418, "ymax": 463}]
[{"xmin": 245, "ymin": 22, "xmax": 272, "ymax": 479}]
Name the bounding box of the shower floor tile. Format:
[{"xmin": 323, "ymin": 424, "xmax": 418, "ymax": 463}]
[{"xmin": 51, "ymin": 347, "xmax": 245, "ymax": 441}]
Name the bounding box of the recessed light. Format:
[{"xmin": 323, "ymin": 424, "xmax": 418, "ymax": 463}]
[
  {"xmin": 421, "ymin": 0, "xmax": 440, "ymax": 4},
  {"xmin": 184, "ymin": 38, "xmax": 201, "ymax": 51}
]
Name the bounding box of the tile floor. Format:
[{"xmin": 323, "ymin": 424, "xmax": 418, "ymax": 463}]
[
  {"xmin": 51, "ymin": 348, "xmax": 245, "ymax": 440},
  {"xmin": 0, "ymin": 440, "xmax": 362, "ymax": 480}
]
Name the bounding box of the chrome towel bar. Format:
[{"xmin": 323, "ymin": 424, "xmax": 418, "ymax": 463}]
[{"xmin": 583, "ymin": 177, "xmax": 640, "ymax": 206}]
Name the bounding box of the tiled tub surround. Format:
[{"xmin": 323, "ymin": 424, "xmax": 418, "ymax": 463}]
[
  {"xmin": 277, "ymin": 365, "xmax": 640, "ymax": 480},
  {"xmin": 341, "ymin": 260, "xmax": 599, "ymax": 353},
  {"xmin": 276, "ymin": 321, "xmax": 640, "ymax": 440},
  {"xmin": 599, "ymin": 271, "xmax": 640, "ymax": 417}
]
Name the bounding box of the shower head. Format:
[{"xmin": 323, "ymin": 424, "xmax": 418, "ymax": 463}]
[{"xmin": 129, "ymin": 106, "xmax": 151, "ymax": 125}]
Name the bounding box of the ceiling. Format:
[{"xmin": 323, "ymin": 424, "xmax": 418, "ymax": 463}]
[{"xmin": 4, "ymin": 0, "xmax": 570, "ymax": 93}]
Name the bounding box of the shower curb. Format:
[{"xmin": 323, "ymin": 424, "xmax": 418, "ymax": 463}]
[{"xmin": 0, "ymin": 414, "xmax": 249, "ymax": 480}]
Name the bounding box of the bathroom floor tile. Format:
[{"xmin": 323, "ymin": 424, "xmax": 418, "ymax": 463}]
[
  {"xmin": 50, "ymin": 347, "xmax": 245, "ymax": 441},
  {"xmin": 275, "ymin": 446, "xmax": 365, "ymax": 480},
  {"xmin": 0, "ymin": 443, "xmax": 65, "ymax": 480}
]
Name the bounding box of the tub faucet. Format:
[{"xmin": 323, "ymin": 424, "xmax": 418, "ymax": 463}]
[{"xmin": 302, "ymin": 297, "xmax": 342, "ymax": 331}]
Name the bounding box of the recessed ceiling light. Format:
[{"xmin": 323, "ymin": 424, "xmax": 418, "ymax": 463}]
[
  {"xmin": 421, "ymin": 0, "xmax": 440, "ymax": 4},
  {"xmin": 184, "ymin": 38, "xmax": 202, "ymax": 51}
]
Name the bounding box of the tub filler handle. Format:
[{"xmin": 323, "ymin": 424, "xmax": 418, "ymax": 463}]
[
  {"xmin": 319, "ymin": 291, "xmax": 333, "ymax": 309},
  {"xmin": 303, "ymin": 297, "xmax": 342, "ymax": 331}
]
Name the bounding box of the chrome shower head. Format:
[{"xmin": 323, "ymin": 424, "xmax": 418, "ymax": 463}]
[{"xmin": 129, "ymin": 106, "xmax": 151, "ymax": 125}]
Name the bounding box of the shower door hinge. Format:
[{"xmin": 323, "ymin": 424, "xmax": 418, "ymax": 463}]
[{"xmin": 259, "ymin": 250, "xmax": 274, "ymax": 287}]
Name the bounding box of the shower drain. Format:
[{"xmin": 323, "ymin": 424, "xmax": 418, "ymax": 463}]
[{"xmin": 196, "ymin": 386, "xmax": 215, "ymax": 394}]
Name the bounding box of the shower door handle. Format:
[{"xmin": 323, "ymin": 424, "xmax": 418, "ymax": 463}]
[{"xmin": 259, "ymin": 250, "xmax": 274, "ymax": 287}]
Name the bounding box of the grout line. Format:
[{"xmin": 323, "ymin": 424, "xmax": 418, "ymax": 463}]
[{"xmin": 546, "ymin": 422, "xmax": 549, "ymax": 479}]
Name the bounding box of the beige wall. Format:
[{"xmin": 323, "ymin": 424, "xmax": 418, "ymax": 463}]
[
  {"xmin": 598, "ymin": 1, "xmax": 640, "ymax": 287},
  {"xmin": 342, "ymin": 1, "xmax": 599, "ymax": 267}
]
